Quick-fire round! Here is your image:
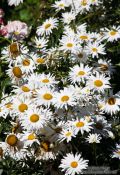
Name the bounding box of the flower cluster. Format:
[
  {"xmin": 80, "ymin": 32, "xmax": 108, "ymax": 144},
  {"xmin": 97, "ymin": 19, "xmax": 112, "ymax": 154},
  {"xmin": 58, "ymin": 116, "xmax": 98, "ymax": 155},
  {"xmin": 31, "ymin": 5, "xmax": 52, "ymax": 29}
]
[{"xmin": 0, "ymin": 0, "xmax": 120, "ymax": 174}]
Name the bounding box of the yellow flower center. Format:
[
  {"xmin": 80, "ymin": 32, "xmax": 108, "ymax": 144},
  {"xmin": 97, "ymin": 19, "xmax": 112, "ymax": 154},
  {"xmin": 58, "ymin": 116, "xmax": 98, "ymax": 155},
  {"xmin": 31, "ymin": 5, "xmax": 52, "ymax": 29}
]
[
  {"xmin": 71, "ymin": 161, "xmax": 78, "ymax": 168},
  {"xmin": 28, "ymin": 133, "xmax": 36, "ymax": 140},
  {"xmin": 14, "ymin": 31, "xmax": 20, "ymax": 35},
  {"xmin": 110, "ymin": 30, "xmax": 117, "ymax": 36},
  {"xmin": 92, "ymin": 48, "xmax": 98, "ymax": 52},
  {"xmin": 81, "ymin": 0, "xmax": 87, "ymax": 6},
  {"xmin": 107, "ymin": 97, "xmax": 116, "ymax": 105},
  {"xmin": 12, "ymin": 67, "xmax": 22, "ymax": 78},
  {"xmin": 22, "ymin": 59, "xmax": 30, "ymax": 66},
  {"xmin": 67, "ymin": 43, "xmax": 73, "ymax": 48},
  {"xmin": 6, "ymin": 134, "xmax": 18, "ymax": 146},
  {"xmin": 18, "ymin": 103, "xmax": 28, "ymax": 112},
  {"xmin": 9, "ymin": 42, "xmax": 20, "ymax": 58},
  {"xmin": 6, "ymin": 103, "xmax": 13, "ymax": 109},
  {"xmin": 80, "ymin": 35, "xmax": 88, "ymax": 40},
  {"xmin": 30, "ymin": 114, "xmax": 39, "ymax": 123},
  {"xmin": 42, "ymin": 79, "xmax": 50, "ymax": 83},
  {"xmin": 116, "ymin": 151, "xmax": 120, "ymax": 155},
  {"xmin": 59, "ymin": 3, "xmax": 64, "ymax": 7},
  {"xmin": 36, "ymin": 58, "xmax": 45, "ymax": 64},
  {"xmin": 65, "ymin": 131, "xmax": 72, "ymax": 137},
  {"xmin": 45, "ymin": 23, "xmax": 51, "ymax": 29},
  {"xmin": 61, "ymin": 96, "xmax": 69, "ymax": 102},
  {"xmin": 94, "ymin": 80, "xmax": 103, "ymax": 87},
  {"xmin": 76, "ymin": 121, "xmax": 85, "ymax": 128},
  {"xmin": 78, "ymin": 71, "xmax": 85, "ymax": 76},
  {"xmin": 22, "ymin": 86, "xmax": 30, "ymax": 92},
  {"xmin": 41, "ymin": 141, "xmax": 50, "ymax": 152},
  {"xmin": 43, "ymin": 93, "xmax": 53, "ymax": 100}
]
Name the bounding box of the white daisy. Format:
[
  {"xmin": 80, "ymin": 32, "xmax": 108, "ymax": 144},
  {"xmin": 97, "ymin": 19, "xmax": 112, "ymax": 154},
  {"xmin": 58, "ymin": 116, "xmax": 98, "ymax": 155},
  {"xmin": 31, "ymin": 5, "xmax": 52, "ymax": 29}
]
[
  {"xmin": 87, "ymin": 72, "xmax": 110, "ymax": 92},
  {"xmin": 92, "ymin": 115, "xmax": 111, "ymax": 136},
  {"xmin": 34, "ymin": 37, "xmax": 48, "ymax": 50},
  {"xmin": 75, "ymin": 0, "xmax": 91, "ymax": 14},
  {"xmin": 21, "ymin": 132, "xmax": 40, "ymax": 147},
  {"xmin": 101, "ymin": 95, "xmax": 120, "ymax": 115},
  {"xmin": 52, "ymin": 0, "xmax": 68, "ymax": 11},
  {"xmin": 71, "ymin": 118, "xmax": 93, "ymax": 135},
  {"xmin": 36, "ymin": 73, "xmax": 58, "ymax": 88},
  {"xmin": 20, "ymin": 107, "xmax": 52, "ymax": 131},
  {"xmin": 12, "ymin": 97, "xmax": 32, "ymax": 115},
  {"xmin": 69, "ymin": 64, "xmax": 92, "ymax": 83},
  {"xmin": 37, "ymin": 18, "xmax": 58, "ymax": 36},
  {"xmin": 12, "ymin": 84, "xmax": 32, "ymax": 98},
  {"xmin": 86, "ymin": 133, "xmax": 101, "ymax": 143},
  {"xmin": 86, "ymin": 42, "xmax": 106, "ymax": 58},
  {"xmin": 19, "ymin": 57, "xmax": 36, "ymax": 75},
  {"xmin": 54, "ymin": 87, "xmax": 77, "ymax": 109},
  {"xmin": 60, "ymin": 35, "xmax": 79, "ymax": 53},
  {"xmin": 58, "ymin": 127, "xmax": 76, "ymax": 142},
  {"xmin": 36, "ymin": 87, "xmax": 55, "ymax": 107},
  {"xmin": 59, "ymin": 153, "xmax": 88, "ymax": 175},
  {"xmin": 71, "ymin": 50, "xmax": 88, "ymax": 63},
  {"xmin": 6, "ymin": 65, "xmax": 24, "ymax": 83},
  {"xmin": 31, "ymin": 54, "xmax": 47, "ymax": 66},
  {"xmin": 62, "ymin": 11, "xmax": 76, "ymax": 24},
  {"xmin": 104, "ymin": 26, "xmax": 120, "ymax": 42}
]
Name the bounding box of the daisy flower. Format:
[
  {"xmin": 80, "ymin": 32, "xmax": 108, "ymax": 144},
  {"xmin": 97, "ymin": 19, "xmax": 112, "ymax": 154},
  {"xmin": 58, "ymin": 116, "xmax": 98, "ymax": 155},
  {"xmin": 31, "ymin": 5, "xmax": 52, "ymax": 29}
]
[
  {"xmin": 59, "ymin": 153, "xmax": 88, "ymax": 175},
  {"xmin": 101, "ymin": 95, "xmax": 120, "ymax": 115},
  {"xmin": 6, "ymin": 65, "xmax": 24, "ymax": 83},
  {"xmin": 92, "ymin": 115, "xmax": 111, "ymax": 136},
  {"xmin": 96, "ymin": 59, "xmax": 115, "ymax": 75},
  {"xmin": 36, "ymin": 87, "xmax": 55, "ymax": 107},
  {"xmin": 104, "ymin": 26, "xmax": 120, "ymax": 42},
  {"xmin": 62, "ymin": 11, "xmax": 76, "ymax": 24},
  {"xmin": 112, "ymin": 144, "xmax": 120, "ymax": 159},
  {"xmin": 54, "ymin": 87, "xmax": 77, "ymax": 109},
  {"xmin": 34, "ymin": 37, "xmax": 48, "ymax": 50},
  {"xmin": 60, "ymin": 35, "xmax": 79, "ymax": 53},
  {"xmin": 5, "ymin": 133, "xmax": 22, "ymax": 150},
  {"xmin": 69, "ymin": 64, "xmax": 92, "ymax": 83},
  {"xmin": 17, "ymin": 57, "xmax": 35, "ymax": 74},
  {"xmin": 77, "ymin": 32, "xmax": 91, "ymax": 43},
  {"xmin": 52, "ymin": 0, "xmax": 68, "ymax": 11},
  {"xmin": 31, "ymin": 54, "xmax": 47, "ymax": 66},
  {"xmin": 8, "ymin": 0, "xmax": 23, "ymax": 6},
  {"xmin": 12, "ymin": 97, "xmax": 32, "ymax": 115},
  {"xmin": 87, "ymin": 72, "xmax": 110, "ymax": 92},
  {"xmin": 21, "ymin": 132, "xmax": 39, "ymax": 147},
  {"xmin": 86, "ymin": 133, "xmax": 101, "ymax": 143},
  {"xmin": 37, "ymin": 18, "xmax": 58, "ymax": 36},
  {"xmin": 20, "ymin": 107, "xmax": 52, "ymax": 131},
  {"xmin": 75, "ymin": 0, "xmax": 91, "ymax": 14},
  {"xmin": 12, "ymin": 84, "xmax": 32, "ymax": 98},
  {"xmin": 71, "ymin": 118, "xmax": 93, "ymax": 135},
  {"xmin": 86, "ymin": 42, "xmax": 105, "ymax": 58},
  {"xmin": 71, "ymin": 50, "xmax": 88, "ymax": 63},
  {"xmin": 58, "ymin": 127, "xmax": 76, "ymax": 142},
  {"xmin": 36, "ymin": 73, "xmax": 58, "ymax": 88}
]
